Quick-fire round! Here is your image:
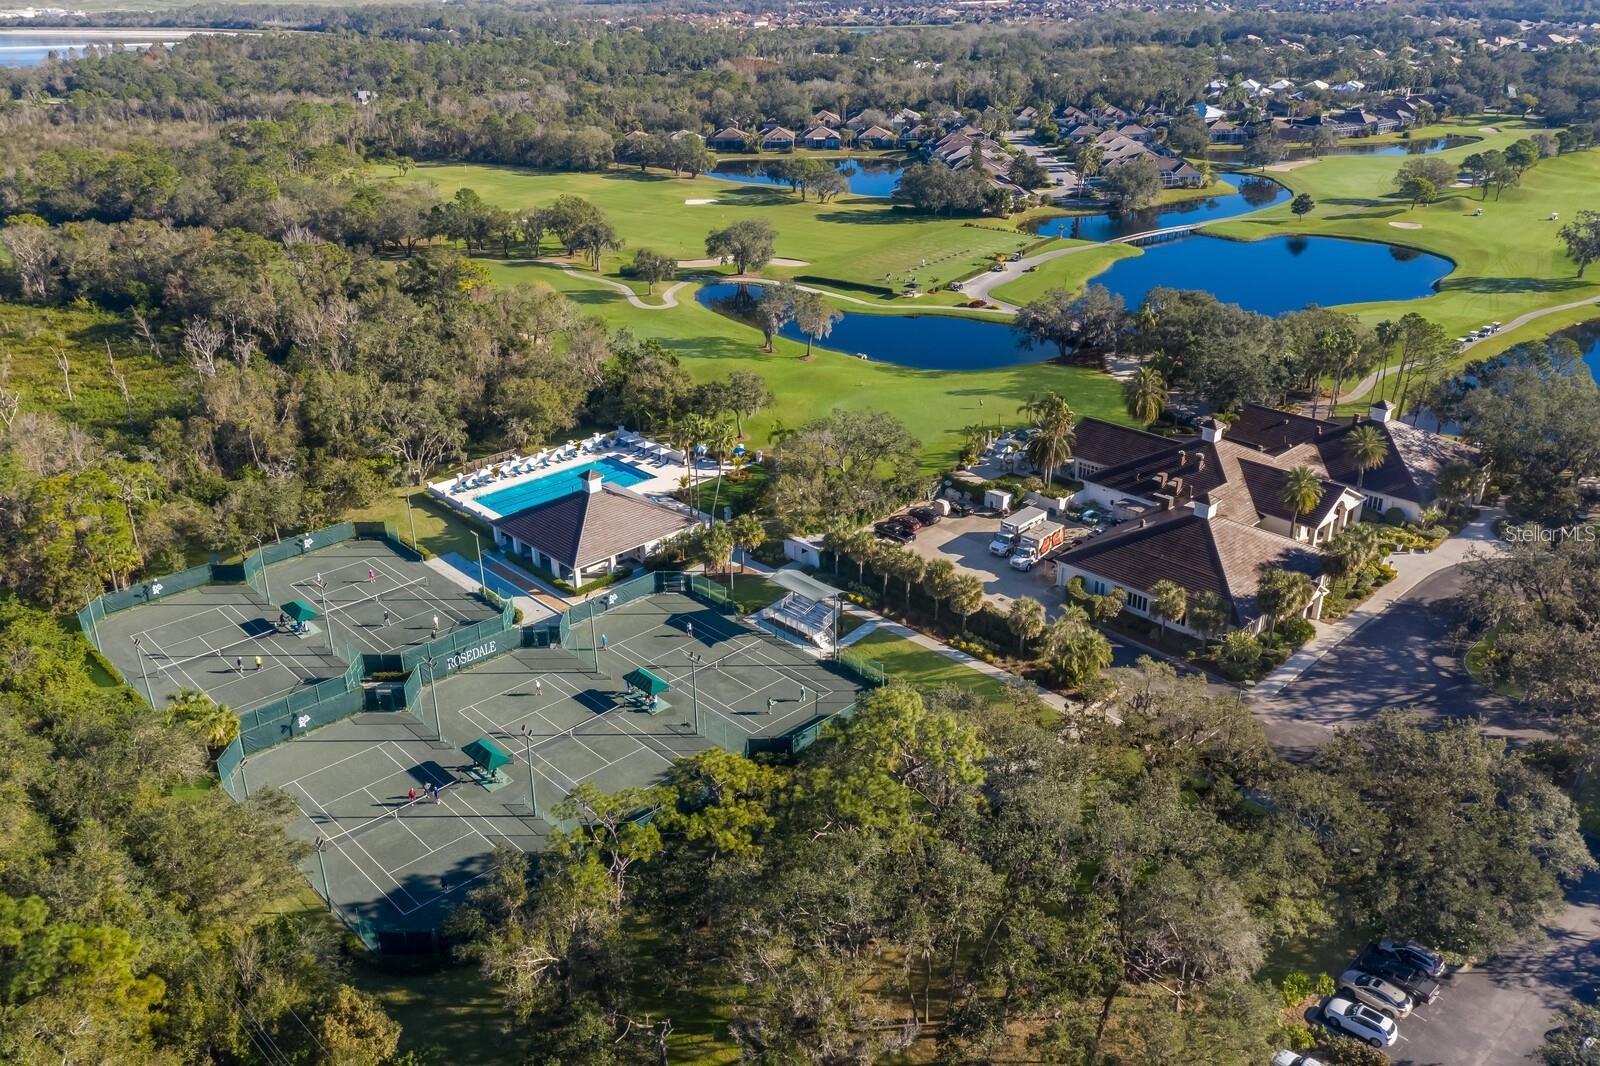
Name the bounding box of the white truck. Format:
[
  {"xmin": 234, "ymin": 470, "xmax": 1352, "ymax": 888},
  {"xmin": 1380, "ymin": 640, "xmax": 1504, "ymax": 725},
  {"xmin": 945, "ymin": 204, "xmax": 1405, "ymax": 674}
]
[
  {"xmin": 1008, "ymin": 521, "xmax": 1066, "ymax": 571},
  {"xmin": 988, "ymin": 506, "xmax": 1048, "ymax": 556}
]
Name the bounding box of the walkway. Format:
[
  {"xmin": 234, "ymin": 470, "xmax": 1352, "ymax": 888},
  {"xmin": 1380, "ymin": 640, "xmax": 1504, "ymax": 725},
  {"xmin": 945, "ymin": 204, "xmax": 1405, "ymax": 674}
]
[
  {"xmin": 517, "ymin": 258, "xmax": 692, "ymax": 310},
  {"xmin": 1252, "ymin": 508, "xmax": 1504, "ymax": 698}
]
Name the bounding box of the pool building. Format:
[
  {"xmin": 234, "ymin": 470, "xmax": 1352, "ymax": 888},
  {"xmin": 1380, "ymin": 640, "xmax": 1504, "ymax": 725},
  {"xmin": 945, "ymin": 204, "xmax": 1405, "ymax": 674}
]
[{"xmin": 428, "ymin": 431, "xmax": 709, "ymax": 588}]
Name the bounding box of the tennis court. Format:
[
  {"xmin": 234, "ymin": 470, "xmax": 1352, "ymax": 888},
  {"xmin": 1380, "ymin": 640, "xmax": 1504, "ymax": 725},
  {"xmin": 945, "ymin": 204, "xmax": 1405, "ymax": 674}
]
[
  {"xmin": 94, "ymin": 537, "xmax": 498, "ymax": 714},
  {"xmin": 238, "ymin": 590, "xmax": 868, "ymax": 939}
]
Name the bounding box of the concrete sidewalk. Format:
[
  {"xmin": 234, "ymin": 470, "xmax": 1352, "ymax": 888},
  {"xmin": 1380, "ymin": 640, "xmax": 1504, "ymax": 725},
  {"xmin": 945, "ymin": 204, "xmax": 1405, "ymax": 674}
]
[{"xmin": 1253, "ymin": 509, "xmax": 1503, "ymax": 698}]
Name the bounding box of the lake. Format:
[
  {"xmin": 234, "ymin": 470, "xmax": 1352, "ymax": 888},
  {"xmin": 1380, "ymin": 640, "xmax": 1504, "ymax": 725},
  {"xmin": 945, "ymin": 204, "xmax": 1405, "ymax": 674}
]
[
  {"xmin": 1092, "ymin": 234, "xmax": 1452, "ymax": 317},
  {"xmin": 1553, "ymin": 321, "xmax": 1600, "ymax": 381},
  {"xmin": 0, "ymin": 28, "xmax": 216, "ymax": 67},
  {"xmin": 1285, "ymin": 134, "xmax": 1476, "ymax": 160},
  {"xmin": 1026, "ymin": 175, "xmax": 1289, "ymax": 242},
  {"xmin": 709, "ymin": 157, "xmax": 906, "ymax": 197},
  {"xmin": 696, "ymin": 283, "xmax": 1039, "ymax": 370},
  {"xmin": 697, "ymin": 233, "xmax": 1453, "ymax": 369}
]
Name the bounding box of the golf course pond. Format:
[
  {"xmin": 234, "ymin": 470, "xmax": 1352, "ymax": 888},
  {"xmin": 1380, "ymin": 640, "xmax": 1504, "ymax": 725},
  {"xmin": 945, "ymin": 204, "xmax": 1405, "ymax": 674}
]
[
  {"xmin": 1553, "ymin": 320, "xmax": 1600, "ymax": 381},
  {"xmin": 1027, "ymin": 174, "xmax": 1289, "ymax": 242},
  {"xmin": 709, "ymin": 157, "xmax": 906, "ymax": 197},
  {"xmin": 698, "ymin": 231, "xmax": 1452, "ymax": 369},
  {"xmin": 1284, "ymin": 134, "xmax": 1477, "ymax": 160}
]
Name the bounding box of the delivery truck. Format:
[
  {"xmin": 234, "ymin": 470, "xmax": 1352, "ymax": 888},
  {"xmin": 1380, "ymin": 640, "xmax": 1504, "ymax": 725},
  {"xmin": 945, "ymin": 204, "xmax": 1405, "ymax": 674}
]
[
  {"xmin": 1008, "ymin": 521, "xmax": 1066, "ymax": 571},
  {"xmin": 988, "ymin": 506, "xmax": 1048, "ymax": 555}
]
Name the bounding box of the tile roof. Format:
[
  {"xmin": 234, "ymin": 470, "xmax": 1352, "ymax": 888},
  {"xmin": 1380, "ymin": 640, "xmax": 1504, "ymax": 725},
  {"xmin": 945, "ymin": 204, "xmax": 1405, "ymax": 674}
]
[
  {"xmin": 1073, "ymin": 417, "xmax": 1188, "ymax": 470},
  {"xmin": 1058, "ymin": 509, "xmax": 1322, "ymax": 624},
  {"xmin": 492, "ymin": 486, "xmax": 695, "ymax": 570}
]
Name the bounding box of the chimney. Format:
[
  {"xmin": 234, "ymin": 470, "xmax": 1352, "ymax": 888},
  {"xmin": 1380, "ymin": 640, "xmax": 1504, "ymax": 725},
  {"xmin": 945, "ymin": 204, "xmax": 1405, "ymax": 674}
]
[
  {"xmin": 1189, "ymin": 495, "xmax": 1221, "ymax": 520},
  {"xmin": 1369, "ymin": 400, "xmax": 1396, "ymax": 424},
  {"xmin": 581, "ymin": 469, "xmax": 604, "ymax": 494},
  {"xmin": 1195, "ymin": 454, "xmax": 1207, "ymax": 473},
  {"xmin": 1198, "ymin": 417, "xmax": 1225, "ymax": 443},
  {"xmin": 1171, "ymin": 477, "xmax": 1184, "ymax": 498},
  {"xmin": 1177, "ymin": 449, "xmax": 1188, "ymax": 466},
  {"xmin": 1155, "ymin": 471, "xmax": 1169, "ymax": 489}
]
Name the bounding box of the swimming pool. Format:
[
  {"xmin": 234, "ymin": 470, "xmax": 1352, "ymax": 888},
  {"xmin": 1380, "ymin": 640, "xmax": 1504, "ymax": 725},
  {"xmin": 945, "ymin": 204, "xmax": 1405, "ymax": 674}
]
[{"xmin": 475, "ymin": 456, "xmax": 655, "ymax": 517}]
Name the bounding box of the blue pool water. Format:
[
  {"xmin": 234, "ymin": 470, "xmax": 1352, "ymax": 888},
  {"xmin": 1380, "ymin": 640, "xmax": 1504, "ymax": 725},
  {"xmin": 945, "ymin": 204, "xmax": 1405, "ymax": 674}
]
[
  {"xmin": 474, "ymin": 456, "xmax": 655, "ymax": 517},
  {"xmin": 1027, "ymin": 175, "xmax": 1289, "ymax": 242},
  {"xmin": 1092, "ymin": 233, "xmax": 1452, "ymax": 317},
  {"xmin": 709, "ymin": 157, "xmax": 906, "ymax": 197}
]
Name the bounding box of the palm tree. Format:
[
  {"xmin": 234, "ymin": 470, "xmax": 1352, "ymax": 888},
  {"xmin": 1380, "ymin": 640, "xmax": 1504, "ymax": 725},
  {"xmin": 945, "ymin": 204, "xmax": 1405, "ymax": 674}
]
[
  {"xmin": 166, "ymin": 688, "xmax": 238, "ymax": 750},
  {"xmin": 871, "ymin": 539, "xmax": 897, "ymax": 598},
  {"xmin": 1346, "ymin": 424, "xmax": 1389, "ymax": 490},
  {"xmin": 1149, "ymin": 579, "xmax": 1187, "ymax": 647},
  {"xmin": 820, "ymin": 517, "xmax": 854, "ymax": 577},
  {"xmin": 1007, "ymin": 596, "xmax": 1046, "ymax": 655},
  {"xmin": 1322, "ymin": 523, "xmax": 1384, "ymax": 582},
  {"xmin": 1024, "ymin": 392, "xmax": 1077, "ymax": 489},
  {"xmin": 948, "ymin": 573, "xmax": 985, "ymax": 633},
  {"xmin": 844, "ymin": 529, "xmax": 876, "ymax": 585},
  {"xmin": 894, "ymin": 549, "xmax": 926, "ymax": 609},
  {"xmin": 924, "ymin": 559, "xmax": 957, "ymax": 622},
  {"xmin": 1281, "ymin": 465, "xmax": 1325, "ymax": 543},
  {"xmin": 729, "ymin": 512, "xmax": 765, "ymax": 573},
  {"xmin": 1122, "ymin": 366, "xmax": 1167, "ymax": 425}
]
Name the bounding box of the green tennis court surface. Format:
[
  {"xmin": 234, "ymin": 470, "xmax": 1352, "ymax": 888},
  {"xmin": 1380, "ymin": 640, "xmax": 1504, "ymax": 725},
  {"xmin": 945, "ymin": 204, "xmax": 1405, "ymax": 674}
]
[
  {"xmin": 238, "ymin": 591, "xmax": 867, "ymax": 940},
  {"xmin": 94, "ymin": 538, "xmax": 498, "ymax": 714}
]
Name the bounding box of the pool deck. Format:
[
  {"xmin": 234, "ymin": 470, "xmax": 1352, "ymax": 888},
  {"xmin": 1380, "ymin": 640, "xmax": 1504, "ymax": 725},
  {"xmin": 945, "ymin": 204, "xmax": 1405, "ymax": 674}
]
[{"xmin": 427, "ymin": 431, "xmax": 732, "ymax": 524}]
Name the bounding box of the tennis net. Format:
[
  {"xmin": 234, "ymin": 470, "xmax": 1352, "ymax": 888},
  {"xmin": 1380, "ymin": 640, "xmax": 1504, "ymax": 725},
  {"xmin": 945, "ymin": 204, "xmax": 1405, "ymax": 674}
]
[{"xmin": 321, "ymin": 785, "xmax": 450, "ymax": 847}]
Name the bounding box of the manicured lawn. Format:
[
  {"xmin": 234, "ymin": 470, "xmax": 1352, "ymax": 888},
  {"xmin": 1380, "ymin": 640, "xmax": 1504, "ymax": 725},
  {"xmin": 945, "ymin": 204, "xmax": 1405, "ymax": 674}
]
[
  {"xmin": 400, "ymin": 163, "xmax": 1034, "ymax": 299},
  {"xmin": 346, "ymin": 486, "xmax": 489, "ymax": 559},
  {"xmin": 1204, "ymin": 117, "xmax": 1600, "ymax": 342},
  {"xmin": 990, "ymin": 242, "xmax": 1140, "ymax": 305},
  {"xmin": 482, "ymin": 261, "xmax": 1130, "ymax": 471},
  {"xmin": 851, "ymin": 629, "xmax": 1011, "ymax": 699},
  {"xmin": 349, "ymin": 961, "xmax": 520, "ymax": 1066}
]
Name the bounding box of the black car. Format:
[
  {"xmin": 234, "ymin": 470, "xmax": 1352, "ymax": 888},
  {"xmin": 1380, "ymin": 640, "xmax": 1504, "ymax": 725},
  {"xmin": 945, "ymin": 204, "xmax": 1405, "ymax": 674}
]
[
  {"xmin": 1354, "ymin": 947, "xmax": 1442, "ymax": 1005},
  {"xmin": 1374, "ymin": 939, "xmax": 1447, "ymax": 978},
  {"xmin": 873, "ymin": 521, "xmax": 912, "ymax": 543},
  {"xmin": 909, "ymin": 506, "xmax": 942, "ymax": 526},
  {"xmin": 947, "ymin": 500, "xmax": 975, "ymax": 517}
]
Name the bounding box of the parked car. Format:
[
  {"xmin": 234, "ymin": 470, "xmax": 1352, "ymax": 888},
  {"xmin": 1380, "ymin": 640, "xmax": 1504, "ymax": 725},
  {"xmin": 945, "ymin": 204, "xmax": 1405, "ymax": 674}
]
[
  {"xmin": 909, "ymin": 506, "xmax": 942, "ymax": 526},
  {"xmin": 988, "ymin": 262, "xmax": 1006, "ymax": 272},
  {"xmin": 894, "ymin": 513, "xmax": 924, "ymax": 531},
  {"xmin": 873, "ymin": 521, "xmax": 912, "ymax": 543},
  {"xmin": 1372, "ymin": 939, "xmax": 1446, "ymax": 978},
  {"xmin": 1339, "ymin": 969, "xmax": 1414, "ymax": 1017},
  {"xmin": 1320, "ymin": 995, "xmax": 1399, "ymax": 1048},
  {"xmin": 1272, "ymin": 1053, "xmax": 1325, "ymax": 1066},
  {"xmin": 947, "ymin": 499, "xmax": 974, "ymax": 517},
  {"xmin": 1354, "ymin": 947, "xmax": 1442, "ymax": 1005}
]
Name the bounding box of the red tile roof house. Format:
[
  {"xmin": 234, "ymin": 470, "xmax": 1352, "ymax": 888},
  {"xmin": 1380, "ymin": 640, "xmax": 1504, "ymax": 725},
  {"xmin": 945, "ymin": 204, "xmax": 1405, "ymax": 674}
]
[
  {"xmin": 801, "ymin": 125, "xmax": 842, "ymax": 150},
  {"xmin": 491, "ymin": 470, "xmax": 696, "ymax": 585},
  {"xmin": 1054, "ymin": 402, "xmax": 1477, "ymax": 636},
  {"xmin": 761, "ymin": 127, "xmax": 796, "ymax": 151},
  {"xmin": 707, "ymin": 127, "xmax": 750, "ymax": 151}
]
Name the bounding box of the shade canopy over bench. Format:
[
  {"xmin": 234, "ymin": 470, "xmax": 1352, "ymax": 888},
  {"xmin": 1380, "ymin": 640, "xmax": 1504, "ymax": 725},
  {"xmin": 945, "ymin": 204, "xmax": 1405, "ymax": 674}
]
[{"xmin": 622, "ymin": 667, "xmax": 670, "ymax": 696}]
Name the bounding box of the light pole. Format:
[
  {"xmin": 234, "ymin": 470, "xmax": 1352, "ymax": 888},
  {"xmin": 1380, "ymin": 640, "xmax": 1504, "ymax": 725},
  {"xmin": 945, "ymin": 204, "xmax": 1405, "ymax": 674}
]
[
  {"xmin": 313, "ymin": 838, "xmax": 332, "ymax": 904},
  {"xmin": 687, "ymin": 652, "xmax": 702, "ymax": 735},
  {"xmin": 403, "ymin": 493, "xmax": 420, "ymax": 554},
  {"xmin": 425, "ymin": 655, "xmax": 446, "ymax": 745},
  {"xmin": 319, "ymin": 584, "xmax": 338, "ymax": 656},
  {"xmin": 131, "ymin": 636, "xmax": 155, "ymax": 708},
  {"xmin": 252, "ymin": 534, "xmax": 272, "ymax": 604},
  {"xmin": 470, "ymin": 529, "xmax": 488, "ymax": 597},
  {"xmin": 587, "ymin": 605, "xmax": 601, "ymax": 674},
  {"xmin": 520, "ymin": 725, "xmax": 537, "ymax": 817}
]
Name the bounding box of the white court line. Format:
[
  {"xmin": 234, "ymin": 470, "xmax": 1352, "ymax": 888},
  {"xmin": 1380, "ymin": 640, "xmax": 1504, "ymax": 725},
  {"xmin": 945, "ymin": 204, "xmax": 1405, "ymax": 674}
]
[
  {"xmin": 371, "ymin": 555, "xmax": 474, "ymax": 624},
  {"xmin": 133, "ymin": 629, "xmax": 209, "ymax": 696},
  {"xmin": 291, "ymin": 780, "xmax": 422, "ymax": 910},
  {"xmin": 604, "ymin": 640, "xmax": 757, "ymax": 734},
  {"xmin": 363, "ymin": 784, "xmax": 430, "ymax": 849}
]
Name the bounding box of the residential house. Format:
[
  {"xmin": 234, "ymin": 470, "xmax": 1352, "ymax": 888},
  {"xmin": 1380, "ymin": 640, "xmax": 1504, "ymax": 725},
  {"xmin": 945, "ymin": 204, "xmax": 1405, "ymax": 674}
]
[
  {"xmin": 857, "ymin": 124, "xmax": 898, "ymax": 149},
  {"xmin": 813, "ymin": 109, "xmax": 842, "ymax": 127},
  {"xmin": 1332, "ymin": 79, "xmax": 1367, "ymax": 94},
  {"xmin": 491, "ymin": 470, "xmax": 696, "ymax": 584},
  {"xmin": 801, "ymin": 125, "xmax": 842, "ymax": 150},
  {"xmin": 1207, "ymin": 118, "xmax": 1249, "ymax": 144},
  {"xmin": 707, "ymin": 127, "xmax": 750, "ymax": 151},
  {"xmin": 1014, "ymin": 105, "xmax": 1041, "ymax": 127},
  {"xmin": 890, "ymin": 107, "xmax": 923, "ymax": 129},
  {"xmin": 761, "ymin": 126, "xmax": 796, "ymax": 151}
]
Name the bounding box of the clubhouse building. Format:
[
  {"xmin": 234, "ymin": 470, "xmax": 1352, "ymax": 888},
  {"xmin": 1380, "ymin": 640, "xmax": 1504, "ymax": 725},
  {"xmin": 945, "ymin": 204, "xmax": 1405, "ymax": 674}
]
[{"xmin": 1055, "ymin": 401, "xmax": 1479, "ymax": 636}]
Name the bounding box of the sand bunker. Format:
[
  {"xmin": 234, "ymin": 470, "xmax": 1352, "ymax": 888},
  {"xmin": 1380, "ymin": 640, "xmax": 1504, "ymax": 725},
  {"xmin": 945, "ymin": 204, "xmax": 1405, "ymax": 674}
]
[
  {"xmin": 678, "ymin": 256, "xmax": 810, "ymax": 267},
  {"xmin": 1389, "ymin": 221, "xmax": 1423, "ymax": 230},
  {"xmin": 684, "ymin": 198, "xmax": 719, "ymax": 205},
  {"xmin": 1264, "ymin": 159, "xmax": 1319, "ymax": 172},
  {"xmin": 1478, "ymin": 126, "xmax": 1501, "ymax": 133}
]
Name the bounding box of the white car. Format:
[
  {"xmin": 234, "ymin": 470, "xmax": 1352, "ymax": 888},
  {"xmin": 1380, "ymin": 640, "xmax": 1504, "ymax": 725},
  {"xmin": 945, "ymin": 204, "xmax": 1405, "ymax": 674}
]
[
  {"xmin": 1272, "ymin": 1052, "xmax": 1325, "ymax": 1066},
  {"xmin": 1339, "ymin": 968, "xmax": 1414, "ymax": 1017},
  {"xmin": 1322, "ymin": 994, "xmax": 1399, "ymax": 1048}
]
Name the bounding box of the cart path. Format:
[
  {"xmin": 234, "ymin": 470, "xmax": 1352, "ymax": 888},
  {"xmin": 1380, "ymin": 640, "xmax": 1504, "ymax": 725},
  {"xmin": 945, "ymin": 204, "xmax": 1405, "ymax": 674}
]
[{"xmin": 1323, "ymin": 294, "xmax": 1600, "ymax": 412}]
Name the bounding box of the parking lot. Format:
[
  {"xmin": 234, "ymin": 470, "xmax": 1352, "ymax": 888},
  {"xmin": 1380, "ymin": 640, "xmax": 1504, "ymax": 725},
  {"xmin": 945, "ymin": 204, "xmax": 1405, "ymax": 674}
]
[{"xmin": 897, "ymin": 513, "xmax": 1073, "ymax": 615}]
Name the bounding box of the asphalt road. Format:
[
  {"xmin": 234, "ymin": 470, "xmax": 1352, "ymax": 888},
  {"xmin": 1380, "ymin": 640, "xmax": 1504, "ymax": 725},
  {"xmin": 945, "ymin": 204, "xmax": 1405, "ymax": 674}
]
[{"xmin": 1255, "ymin": 565, "xmax": 1589, "ymax": 1065}]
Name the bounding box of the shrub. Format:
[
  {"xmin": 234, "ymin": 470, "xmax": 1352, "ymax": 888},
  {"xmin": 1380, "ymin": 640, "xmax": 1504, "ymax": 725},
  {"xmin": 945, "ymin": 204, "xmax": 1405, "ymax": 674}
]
[
  {"xmin": 1280, "ymin": 970, "xmax": 1336, "ymax": 1008},
  {"xmin": 1277, "ymin": 617, "xmax": 1316, "ymax": 648},
  {"xmin": 1384, "ymin": 506, "xmax": 1408, "ymax": 526},
  {"xmin": 1321, "ymin": 1033, "xmax": 1391, "ymax": 1066}
]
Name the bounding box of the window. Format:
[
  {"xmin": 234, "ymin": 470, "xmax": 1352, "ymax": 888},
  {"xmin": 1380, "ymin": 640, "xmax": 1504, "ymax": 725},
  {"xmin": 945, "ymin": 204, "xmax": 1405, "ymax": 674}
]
[
  {"xmin": 1089, "ymin": 578, "xmax": 1108, "ymax": 596},
  {"xmin": 1123, "ymin": 589, "xmax": 1149, "ymax": 613},
  {"xmin": 1366, "ymin": 494, "xmax": 1385, "ymax": 513}
]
